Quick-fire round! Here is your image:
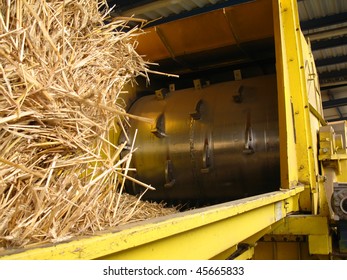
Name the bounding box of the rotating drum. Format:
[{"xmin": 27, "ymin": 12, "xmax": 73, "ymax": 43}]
[{"xmin": 122, "ymin": 75, "xmax": 280, "ymax": 204}]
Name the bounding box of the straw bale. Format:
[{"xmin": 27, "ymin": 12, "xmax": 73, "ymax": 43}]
[{"xmin": 0, "ymin": 0, "xmax": 177, "ymax": 250}]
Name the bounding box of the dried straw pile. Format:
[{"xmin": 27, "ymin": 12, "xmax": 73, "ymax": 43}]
[{"xmin": 0, "ymin": 0, "xmax": 176, "ymax": 250}]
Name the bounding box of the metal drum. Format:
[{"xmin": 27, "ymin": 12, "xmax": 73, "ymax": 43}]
[{"xmin": 122, "ymin": 75, "xmax": 280, "ymax": 204}]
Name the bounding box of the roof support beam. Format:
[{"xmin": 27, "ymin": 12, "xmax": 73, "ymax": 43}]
[
  {"xmin": 319, "ymin": 69, "xmax": 347, "ymax": 80},
  {"xmin": 300, "ymin": 11, "xmax": 347, "ymax": 31},
  {"xmin": 315, "ymin": 54, "xmax": 347, "ymax": 68},
  {"xmin": 305, "ymin": 26, "xmax": 347, "ymax": 41},
  {"xmin": 311, "ymin": 36, "xmax": 347, "ymax": 51},
  {"xmin": 327, "ymin": 90, "xmax": 343, "ymax": 120},
  {"xmin": 320, "ymin": 81, "xmax": 347, "ymax": 91},
  {"xmin": 323, "ymin": 97, "xmax": 347, "ymax": 109},
  {"xmin": 142, "ymin": 0, "xmax": 253, "ymax": 27},
  {"xmin": 326, "ymin": 117, "xmax": 347, "ymax": 122}
]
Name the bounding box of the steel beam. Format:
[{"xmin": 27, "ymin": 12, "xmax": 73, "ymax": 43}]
[
  {"xmin": 320, "ymin": 81, "xmax": 347, "ymax": 91},
  {"xmin": 327, "ymin": 90, "xmax": 343, "ymax": 120},
  {"xmin": 306, "ymin": 27, "xmax": 347, "ymax": 41},
  {"xmin": 319, "ymin": 69, "xmax": 347, "ymax": 89},
  {"xmin": 327, "ymin": 117, "xmax": 347, "ymax": 122},
  {"xmin": 273, "ymin": 0, "xmax": 319, "ymax": 213},
  {"xmin": 315, "ymin": 54, "xmax": 347, "ymax": 68},
  {"xmin": 270, "ymin": 215, "xmax": 332, "ymax": 255},
  {"xmin": 272, "ymin": 215, "xmax": 329, "ymax": 235},
  {"xmin": 323, "ymin": 97, "xmax": 347, "ymax": 109},
  {"xmin": 319, "ymin": 69, "xmax": 347, "ymax": 80},
  {"xmin": 0, "ymin": 188, "xmax": 303, "ymax": 260},
  {"xmin": 300, "ymin": 11, "xmax": 347, "ymax": 31},
  {"xmin": 311, "ymin": 36, "xmax": 347, "ymax": 51},
  {"xmin": 140, "ymin": 0, "xmax": 253, "ymax": 28}
]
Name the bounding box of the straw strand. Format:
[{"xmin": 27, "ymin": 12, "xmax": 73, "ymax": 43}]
[{"xmin": 0, "ymin": 0, "xmax": 177, "ymax": 250}]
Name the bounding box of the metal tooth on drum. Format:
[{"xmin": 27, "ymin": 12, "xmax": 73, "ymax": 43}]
[{"xmin": 122, "ymin": 75, "xmax": 281, "ymax": 204}]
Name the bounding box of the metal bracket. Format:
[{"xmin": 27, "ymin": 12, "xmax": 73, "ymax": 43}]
[
  {"xmin": 151, "ymin": 113, "xmax": 166, "ymax": 138},
  {"xmin": 193, "ymin": 79, "xmax": 202, "ymax": 90},
  {"xmin": 233, "ymin": 85, "xmax": 244, "ymax": 103},
  {"xmin": 155, "ymin": 88, "xmax": 169, "ymax": 100},
  {"xmin": 164, "ymin": 159, "xmax": 175, "ymax": 188},
  {"xmin": 243, "ymin": 111, "xmax": 254, "ymax": 154},
  {"xmin": 169, "ymin": 84, "xmax": 175, "ymax": 92},
  {"xmin": 190, "ymin": 99, "xmax": 204, "ymax": 120},
  {"xmin": 201, "ymin": 138, "xmax": 211, "ymax": 173},
  {"xmin": 319, "ymin": 123, "xmax": 347, "ymax": 174}
]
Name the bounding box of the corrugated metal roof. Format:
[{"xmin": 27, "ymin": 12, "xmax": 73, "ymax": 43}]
[
  {"xmin": 298, "ymin": 0, "xmax": 347, "ymax": 121},
  {"xmin": 315, "ymin": 47, "xmax": 347, "ymax": 72},
  {"xmin": 111, "ymin": 0, "xmax": 226, "ymax": 19},
  {"xmin": 298, "ymin": 0, "xmax": 347, "ymax": 20}
]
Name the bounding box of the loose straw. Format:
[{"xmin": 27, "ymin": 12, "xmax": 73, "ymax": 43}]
[{"xmin": 0, "ymin": 0, "xmax": 177, "ymax": 250}]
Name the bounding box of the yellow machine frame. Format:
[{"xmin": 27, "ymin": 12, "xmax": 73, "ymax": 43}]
[{"xmin": 1, "ymin": 0, "xmax": 346, "ymax": 260}]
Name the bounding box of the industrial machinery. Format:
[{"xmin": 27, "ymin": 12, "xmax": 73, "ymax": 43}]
[
  {"xmin": 1, "ymin": 0, "xmax": 347, "ymax": 259},
  {"xmin": 124, "ymin": 75, "xmax": 280, "ymax": 205}
]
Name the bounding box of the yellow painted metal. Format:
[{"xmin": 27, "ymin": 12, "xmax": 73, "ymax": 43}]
[
  {"xmin": 210, "ymin": 245, "xmax": 238, "ymax": 260},
  {"xmin": 211, "ymin": 222, "xmax": 283, "ymax": 259},
  {"xmin": 0, "ymin": 187, "xmax": 303, "ymax": 260},
  {"xmin": 271, "ymin": 215, "xmax": 329, "ymax": 235},
  {"xmin": 318, "ymin": 122, "xmax": 347, "ymax": 221},
  {"xmin": 244, "ymin": 223, "xmax": 283, "ymax": 245},
  {"xmin": 254, "ymin": 239, "xmax": 314, "ymax": 260},
  {"xmin": 275, "ymin": 242, "xmax": 303, "ymax": 260},
  {"xmin": 0, "ymin": 0, "xmax": 334, "ymax": 260},
  {"xmin": 253, "ymin": 216, "xmax": 333, "ymax": 258},
  {"xmin": 308, "ymin": 235, "xmax": 332, "ymax": 255},
  {"xmin": 135, "ymin": 0, "xmax": 273, "ymax": 63},
  {"xmin": 319, "ymin": 126, "xmax": 341, "ymax": 162},
  {"xmin": 319, "ymin": 122, "xmax": 347, "ymax": 180},
  {"xmin": 336, "ymin": 160, "xmax": 347, "ymax": 182},
  {"xmin": 254, "ymin": 233, "xmax": 329, "ymax": 260},
  {"xmin": 273, "ymin": 0, "xmax": 299, "ymax": 189},
  {"xmin": 234, "ymin": 247, "xmax": 255, "ymax": 260},
  {"xmin": 211, "ymin": 222, "xmax": 284, "ymax": 259},
  {"xmin": 320, "ymin": 168, "xmax": 335, "ymax": 218},
  {"xmin": 273, "ymin": 0, "xmax": 322, "ymax": 214},
  {"xmin": 271, "ymin": 215, "xmax": 332, "ymax": 255}
]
